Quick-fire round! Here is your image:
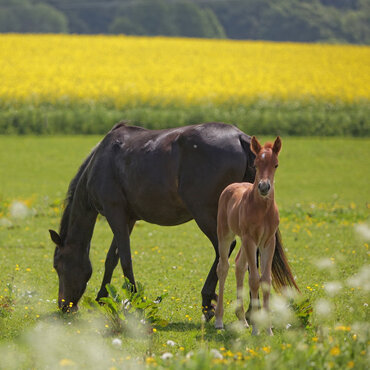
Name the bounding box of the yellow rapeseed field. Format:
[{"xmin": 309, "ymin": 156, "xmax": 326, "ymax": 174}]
[{"xmin": 0, "ymin": 34, "xmax": 369, "ymax": 106}]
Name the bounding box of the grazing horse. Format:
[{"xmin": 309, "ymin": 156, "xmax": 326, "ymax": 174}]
[
  {"xmin": 49, "ymin": 122, "xmax": 297, "ymax": 319},
  {"xmin": 215, "ymin": 136, "xmax": 299, "ymax": 334}
]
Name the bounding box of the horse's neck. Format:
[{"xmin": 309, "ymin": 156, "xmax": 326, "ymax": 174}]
[{"xmin": 64, "ymin": 194, "xmax": 98, "ymax": 248}]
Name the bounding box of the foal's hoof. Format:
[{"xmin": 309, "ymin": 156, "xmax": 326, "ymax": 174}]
[
  {"xmin": 215, "ymin": 321, "xmax": 224, "ymax": 330},
  {"xmin": 202, "ymin": 305, "xmax": 216, "ymax": 322}
]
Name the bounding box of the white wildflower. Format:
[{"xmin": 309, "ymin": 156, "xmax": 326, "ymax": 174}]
[
  {"xmin": 112, "ymin": 338, "xmax": 122, "ymax": 347},
  {"xmin": 161, "ymin": 352, "xmax": 173, "ymax": 360},
  {"xmin": 10, "ymin": 201, "xmax": 29, "ymax": 219},
  {"xmin": 210, "ymin": 349, "xmax": 223, "ymax": 359}
]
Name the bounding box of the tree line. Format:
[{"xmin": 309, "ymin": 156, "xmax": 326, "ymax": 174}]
[{"xmin": 0, "ymin": 0, "xmax": 369, "ymax": 43}]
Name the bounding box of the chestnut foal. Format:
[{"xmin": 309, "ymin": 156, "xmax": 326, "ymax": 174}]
[{"xmin": 215, "ymin": 136, "xmax": 282, "ymax": 335}]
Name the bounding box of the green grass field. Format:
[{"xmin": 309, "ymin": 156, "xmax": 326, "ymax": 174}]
[{"xmin": 0, "ymin": 135, "xmax": 369, "ymax": 369}]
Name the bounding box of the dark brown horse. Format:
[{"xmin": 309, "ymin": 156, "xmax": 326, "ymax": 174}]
[{"xmin": 49, "ymin": 122, "xmax": 297, "ymax": 319}]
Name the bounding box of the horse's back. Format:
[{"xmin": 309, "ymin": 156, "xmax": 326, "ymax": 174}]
[{"xmin": 87, "ymin": 122, "xmax": 254, "ymax": 225}]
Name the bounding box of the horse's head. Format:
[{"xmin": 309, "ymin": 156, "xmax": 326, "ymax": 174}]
[
  {"xmin": 250, "ymin": 136, "xmax": 282, "ymax": 197},
  {"xmin": 49, "ymin": 229, "xmax": 92, "ymax": 312}
]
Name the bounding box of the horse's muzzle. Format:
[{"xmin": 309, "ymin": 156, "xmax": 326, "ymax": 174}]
[{"xmin": 258, "ymin": 180, "xmax": 271, "ymax": 196}]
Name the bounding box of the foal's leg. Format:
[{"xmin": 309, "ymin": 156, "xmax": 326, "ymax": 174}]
[
  {"xmin": 214, "ymin": 234, "xmax": 233, "ymax": 329},
  {"xmin": 245, "ymin": 249, "xmax": 261, "ymax": 323},
  {"xmin": 242, "ymin": 236, "xmax": 260, "ymax": 335},
  {"xmin": 260, "ymin": 236, "xmax": 276, "ymax": 336},
  {"xmin": 235, "ymin": 248, "xmax": 249, "ymax": 328}
]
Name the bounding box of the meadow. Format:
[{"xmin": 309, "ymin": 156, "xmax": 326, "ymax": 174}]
[
  {"xmin": 0, "ymin": 35, "xmax": 369, "ymax": 136},
  {"xmin": 0, "ymin": 135, "xmax": 369, "ymax": 369}
]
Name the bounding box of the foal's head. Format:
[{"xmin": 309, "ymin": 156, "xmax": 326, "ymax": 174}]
[
  {"xmin": 49, "ymin": 230, "xmax": 92, "ymax": 312},
  {"xmin": 250, "ymin": 136, "xmax": 282, "ymax": 197}
]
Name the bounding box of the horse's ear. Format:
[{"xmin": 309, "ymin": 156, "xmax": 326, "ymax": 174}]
[
  {"xmin": 273, "ymin": 136, "xmax": 282, "ymax": 155},
  {"xmin": 251, "ymin": 136, "xmax": 262, "ymax": 155},
  {"xmin": 49, "ymin": 229, "xmax": 62, "ymax": 246}
]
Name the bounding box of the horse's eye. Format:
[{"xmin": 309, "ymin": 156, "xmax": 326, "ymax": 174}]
[{"xmin": 275, "ymin": 164, "xmax": 279, "ymax": 168}]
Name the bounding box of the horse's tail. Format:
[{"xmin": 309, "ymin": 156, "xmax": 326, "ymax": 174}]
[{"xmin": 271, "ymin": 229, "xmax": 300, "ymax": 293}]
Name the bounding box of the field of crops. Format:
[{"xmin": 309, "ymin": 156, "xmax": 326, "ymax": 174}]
[
  {"xmin": 0, "ymin": 136, "xmax": 369, "ymax": 369},
  {"xmin": 0, "ymin": 35, "xmax": 369, "ymax": 135}
]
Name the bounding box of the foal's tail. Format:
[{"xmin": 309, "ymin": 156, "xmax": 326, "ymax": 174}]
[{"xmin": 271, "ymin": 229, "xmax": 300, "ymax": 293}]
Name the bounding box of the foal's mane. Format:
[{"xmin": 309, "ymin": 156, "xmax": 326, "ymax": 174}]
[{"xmin": 59, "ymin": 145, "xmax": 99, "ymax": 243}]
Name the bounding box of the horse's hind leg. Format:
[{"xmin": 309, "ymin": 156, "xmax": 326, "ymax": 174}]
[{"xmin": 235, "ymin": 248, "xmax": 249, "ymax": 328}]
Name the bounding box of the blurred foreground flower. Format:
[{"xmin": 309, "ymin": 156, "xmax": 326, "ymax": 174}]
[
  {"xmin": 355, "ymin": 224, "xmax": 370, "ymax": 241},
  {"xmin": 9, "ymin": 201, "xmax": 29, "ymax": 219},
  {"xmin": 347, "ymin": 265, "xmax": 370, "ymax": 291},
  {"xmin": 315, "ymin": 299, "xmax": 332, "ymax": 318}
]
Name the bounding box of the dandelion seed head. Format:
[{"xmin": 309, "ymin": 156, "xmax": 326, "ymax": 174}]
[
  {"xmin": 160, "ymin": 352, "xmax": 173, "ymax": 360},
  {"xmin": 355, "ymin": 224, "xmax": 370, "ymax": 241},
  {"xmin": 111, "ymin": 338, "xmax": 122, "ymax": 348},
  {"xmin": 210, "ymin": 349, "xmax": 223, "ymax": 360},
  {"xmin": 315, "ymin": 298, "xmax": 332, "ymax": 318},
  {"xmin": 324, "ymin": 281, "xmax": 342, "ymax": 297},
  {"xmin": 10, "ymin": 201, "xmax": 29, "ymax": 219}
]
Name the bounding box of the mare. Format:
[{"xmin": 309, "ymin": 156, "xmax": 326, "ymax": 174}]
[
  {"xmin": 49, "ymin": 122, "xmax": 297, "ymax": 319},
  {"xmin": 215, "ymin": 136, "xmax": 299, "ymax": 334}
]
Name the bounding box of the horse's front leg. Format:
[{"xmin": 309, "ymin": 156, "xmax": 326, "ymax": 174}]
[
  {"xmin": 96, "ymin": 237, "xmax": 119, "ymax": 301},
  {"xmin": 104, "ymin": 204, "xmax": 136, "ymax": 289},
  {"xmin": 260, "ymin": 236, "xmax": 276, "ymax": 336},
  {"xmin": 235, "ymin": 248, "xmax": 249, "ymax": 328},
  {"xmin": 242, "ymin": 236, "xmax": 260, "ymax": 335},
  {"xmin": 96, "ymin": 219, "xmax": 136, "ymax": 301}
]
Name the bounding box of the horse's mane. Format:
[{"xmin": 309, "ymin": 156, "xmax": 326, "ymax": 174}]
[{"xmin": 59, "ymin": 144, "xmax": 99, "ymax": 243}]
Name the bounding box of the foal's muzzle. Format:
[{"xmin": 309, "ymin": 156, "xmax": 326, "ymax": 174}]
[{"xmin": 258, "ymin": 180, "xmax": 271, "ymax": 196}]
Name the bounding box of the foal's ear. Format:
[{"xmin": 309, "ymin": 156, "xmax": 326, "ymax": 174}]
[
  {"xmin": 251, "ymin": 136, "xmax": 262, "ymax": 155},
  {"xmin": 49, "ymin": 229, "xmax": 62, "ymax": 246},
  {"xmin": 273, "ymin": 136, "xmax": 282, "ymax": 155}
]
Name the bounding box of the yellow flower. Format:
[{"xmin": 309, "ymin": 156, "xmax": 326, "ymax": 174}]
[
  {"xmin": 145, "ymin": 357, "xmax": 156, "ymax": 364},
  {"xmin": 335, "ymin": 325, "xmax": 351, "ymax": 332},
  {"xmin": 262, "ymin": 346, "xmax": 271, "ymax": 354},
  {"xmin": 0, "ymin": 35, "xmax": 368, "ymax": 107},
  {"xmin": 59, "ymin": 359, "xmax": 75, "ymax": 367},
  {"xmin": 312, "ymin": 337, "xmax": 318, "ymax": 342},
  {"xmin": 330, "ymin": 346, "xmax": 340, "ymax": 356},
  {"xmin": 347, "ymin": 361, "xmax": 355, "ymax": 368}
]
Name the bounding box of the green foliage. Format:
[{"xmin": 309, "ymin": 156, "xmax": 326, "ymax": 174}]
[
  {"xmin": 0, "ymin": 0, "xmax": 368, "ymax": 43},
  {"xmin": 0, "ymin": 137, "xmax": 368, "ymax": 368},
  {"xmin": 0, "ymin": 100, "xmax": 368, "ymax": 136},
  {"xmin": 84, "ymin": 278, "xmax": 168, "ymax": 334},
  {"xmin": 289, "ymin": 297, "xmax": 313, "ymax": 328},
  {"xmin": 0, "ymin": 0, "xmax": 68, "ymax": 33}
]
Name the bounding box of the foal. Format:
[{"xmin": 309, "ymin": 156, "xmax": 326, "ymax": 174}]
[{"xmin": 215, "ymin": 136, "xmax": 282, "ymax": 335}]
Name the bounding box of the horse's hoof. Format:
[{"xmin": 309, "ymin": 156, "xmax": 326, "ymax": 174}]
[{"xmin": 252, "ymin": 327, "xmax": 259, "ymax": 336}]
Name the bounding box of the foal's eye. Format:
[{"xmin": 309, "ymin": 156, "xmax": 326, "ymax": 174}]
[{"xmin": 275, "ymin": 164, "xmax": 279, "ymax": 168}]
